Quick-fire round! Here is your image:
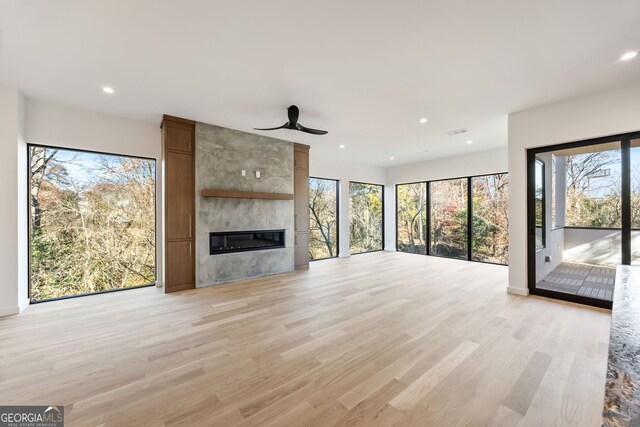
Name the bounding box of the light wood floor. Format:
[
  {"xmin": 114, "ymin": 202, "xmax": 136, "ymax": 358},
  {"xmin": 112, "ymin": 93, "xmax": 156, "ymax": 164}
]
[{"xmin": 0, "ymin": 252, "xmax": 611, "ymax": 426}]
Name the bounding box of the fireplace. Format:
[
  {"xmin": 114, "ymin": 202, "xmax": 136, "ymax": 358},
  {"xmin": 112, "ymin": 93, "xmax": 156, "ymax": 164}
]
[{"xmin": 209, "ymin": 230, "xmax": 286, "ymax": 255}]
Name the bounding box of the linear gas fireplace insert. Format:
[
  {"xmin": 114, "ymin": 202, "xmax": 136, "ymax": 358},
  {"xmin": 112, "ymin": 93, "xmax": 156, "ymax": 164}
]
[{"xmin": 210, "ymin": 229, "xmax": 286, "ymax": 255}]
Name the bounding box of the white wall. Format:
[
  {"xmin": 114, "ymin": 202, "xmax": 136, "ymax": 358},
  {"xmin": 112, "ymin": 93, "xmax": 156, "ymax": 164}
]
[
  {"xmin": 17, "ymin": 92, "xmax": 28, "ymax": 309},
  {"xmin": 0, "ymin": 85, "xmax": 27, "ymax": 316},
  {"xmin": 26, "ymin": 100, "xmax": 160, "ymax": 160},
  {"xmin": 385, "ymin": 147, "xmax": 509, "ymax": 253},
  {"xmin": 310, "ymin": 153, "xmax": 386, "ymax": 256},
  {"xmin": 508, "ymin": 81, "xmax": 640, "ymax": 295},
  {"xmin": 536, "ymin": 228, "xmax": 565, "ymax": 281},
  {"xmin": 564, "ymin": 228, "xmax": 622, "ymax": 266},
  {"xmin": 386, "ymin": 148, "xmax": 508, "ymax": 185}
]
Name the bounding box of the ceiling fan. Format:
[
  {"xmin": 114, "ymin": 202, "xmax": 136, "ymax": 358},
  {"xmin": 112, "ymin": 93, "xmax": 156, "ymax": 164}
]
[{"xmin": 254, "ymin": 105, "xmax": 328, "ymax": 135}]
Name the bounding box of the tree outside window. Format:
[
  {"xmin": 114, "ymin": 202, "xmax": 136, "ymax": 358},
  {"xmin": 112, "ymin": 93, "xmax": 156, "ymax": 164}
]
[{"xmin": 29, "ymin": 145, "xmax": 156, "ymax": 301}]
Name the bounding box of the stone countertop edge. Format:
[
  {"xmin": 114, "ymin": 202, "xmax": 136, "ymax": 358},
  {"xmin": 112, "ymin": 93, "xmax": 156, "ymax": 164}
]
[{"xmin": 603, "ymin": 265, "xmax": 640, "ymax": 427}]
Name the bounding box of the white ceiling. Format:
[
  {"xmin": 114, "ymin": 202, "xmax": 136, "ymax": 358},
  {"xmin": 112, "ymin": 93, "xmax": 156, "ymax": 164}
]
[{"xmin": 1, "ymin": 0, "xmax": 639, "ymax": 167}]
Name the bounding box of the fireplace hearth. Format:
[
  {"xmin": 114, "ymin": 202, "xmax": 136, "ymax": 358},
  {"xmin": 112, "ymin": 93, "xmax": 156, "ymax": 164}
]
[{"xmin": 210, "ymin": 230, "xmax": 285, "ymax": 255}]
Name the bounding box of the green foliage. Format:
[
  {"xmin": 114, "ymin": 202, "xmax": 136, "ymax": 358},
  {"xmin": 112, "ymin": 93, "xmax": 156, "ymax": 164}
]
[
  {"xmin": 564, "ymin": 151, "xmax": 622, "ymax": 228},
  {"xmin": 471, "ymin": 174, "xmax": 509, "ymax": 264},
  {"xmin": 349, "ymin": 183, "xmax": 383, "ymax": 253},
  {"xmin": 430, "ymin": 179, "xmax": 468, "ymax": 259},
  {"xmin": 566, "ymin": 190, "xmax": 621, "ymax": 228},
  {"xmin": 397, "ymin": 183, "xmax": 427, "ymax": 254}
]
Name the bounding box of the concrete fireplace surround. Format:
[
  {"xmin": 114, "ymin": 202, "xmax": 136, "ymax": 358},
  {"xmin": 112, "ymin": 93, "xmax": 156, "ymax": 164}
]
[{"xmin": 195, "ymin": 122, "xmax": 295, "ymax": 287}]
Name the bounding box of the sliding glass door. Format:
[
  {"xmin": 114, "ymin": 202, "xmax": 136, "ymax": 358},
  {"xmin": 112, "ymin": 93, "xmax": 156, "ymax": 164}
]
[
  {"xmin": 527, "ymin": 133, "xmax": 640, "ymax": 308},
  {"xmin": 28, "ymin": 145, "xmax": 156, "ymax": 302}
]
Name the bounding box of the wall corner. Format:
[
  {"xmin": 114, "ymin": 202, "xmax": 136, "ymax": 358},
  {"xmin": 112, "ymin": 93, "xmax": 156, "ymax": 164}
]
[{"xmin": 507, "ymin": 286, "xmax": 529, "ymax": 296}]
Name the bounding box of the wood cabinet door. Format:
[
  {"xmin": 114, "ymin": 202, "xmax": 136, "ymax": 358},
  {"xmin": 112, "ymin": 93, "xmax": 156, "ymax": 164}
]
[
  {"xmin": 166, "ymin": 151, "xmax": 194, "ymax": 240},
  {"xmin": 294, "ymin": 233, "xmax": 309, "ymax": 269},
  {"xmin": 166, "ymin": 240, "xmax": 194, "ymax": 289},
  {"xmin": 164, "ymin": 123, "xmax": 193, "ymax": 153},
  {"xmin": 294, "ymin": 169, "xmax": 309, "ymax": 233},
  {"xmin": 163, "ymin": 115, "xmax": 195, "ymax": 293},
  {"xmin": 294, "ymin": 149, "xmax": 309, "ymax": 170}
]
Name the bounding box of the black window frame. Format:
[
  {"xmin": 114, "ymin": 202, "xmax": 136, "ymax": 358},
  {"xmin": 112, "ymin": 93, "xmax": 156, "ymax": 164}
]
[
  {"xmin": 348, "ymin": 181, "xmax": 385, "ymax": 255},
  {"xmin": 395, "ymin": 181, "xmax": 428, "ymax": 255},
  {"xmin": 27, "ymin": 143, "xmax": 158, "ymax": 303},
  {"xmin": 470, "ymin": 173, "xmax": 510, "ymax": 265},
  {"xmin": 526, "ymin": 130, "xmax": 640, "ymax": 309},
  {"xmin": 428, "ymin": 177, "xmax": 470, "ymax": 261},
  {"xmin": 308, "ymin": 176, "xmax": 340, "ymax": 261},
  {"xmin": 534, "ymin": 157, "xmax": 546, "ymax": 250},
  {"xmin": 395, "ymin": 172, "xmax": 509, "ymax": 267}
]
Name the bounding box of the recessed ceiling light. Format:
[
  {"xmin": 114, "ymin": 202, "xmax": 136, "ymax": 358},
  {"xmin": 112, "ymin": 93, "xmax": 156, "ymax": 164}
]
[
  {"xmin": 389, "ymin": 156, "xmax": 395, "ymax": 160},
  {"xmin": 420, "ymin": 118, "xmax": 427, "ymax": 124},
  {"xmin": 102, "ymin": 86, "xmax": 115, "ymax": 94},
  {"xmin": 466, "ymin": 140, "xmax": 473, "ymax": 144},
  {"xmin": 339, "ymin": 144, "xmax": 345, "ymax": 148},
  {"xmin": 620, "ymin": 51, "xmax": 638, "ymax": 61}
]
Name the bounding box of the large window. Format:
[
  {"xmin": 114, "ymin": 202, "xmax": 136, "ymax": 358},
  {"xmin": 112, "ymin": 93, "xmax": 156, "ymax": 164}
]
[
  {"xmin": 349, "ymin": 182, "xmax": 384, "ymax": 254},
  {"xmin": 472, "ymin": 174, "xmax": 509, "ymax": 264},
  {"xmin": 309, "ymin": 177, "xmax": 339, "ymax": 260},
  {"xmin": 430, "ymin": 179, "xmax": 468, "ymax": 259},
  {"xmin": 396, "ymin": 182, "xmax": 427, "ymax": 254},
  {"xmin": 29, "ymin": 145, "xmax": 156, "ymax": 301},
  {"xmin": 395, "ymin": 172, "xmax": 509, "ymax": 265}
]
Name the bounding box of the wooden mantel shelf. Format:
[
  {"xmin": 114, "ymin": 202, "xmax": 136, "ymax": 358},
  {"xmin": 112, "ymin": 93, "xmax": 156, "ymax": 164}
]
[{"xmin": 201, "ymin": 189, "xmax": 294, "ymax": 200}]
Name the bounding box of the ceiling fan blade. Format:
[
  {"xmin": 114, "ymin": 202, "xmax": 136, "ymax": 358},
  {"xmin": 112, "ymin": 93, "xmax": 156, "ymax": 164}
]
[
  {"xmin": 296, "ymin": 123, "xmax": 328, "ymax": 135},
  {"xmin": 254, "ymin": 123, "xmax": 288, "ymax": 131}
]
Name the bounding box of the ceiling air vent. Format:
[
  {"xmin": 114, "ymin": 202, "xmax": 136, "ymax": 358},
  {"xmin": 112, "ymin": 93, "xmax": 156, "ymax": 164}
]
[{"xmin": 445, "ymin": 128, "xmax": 468, "ymax": 136}]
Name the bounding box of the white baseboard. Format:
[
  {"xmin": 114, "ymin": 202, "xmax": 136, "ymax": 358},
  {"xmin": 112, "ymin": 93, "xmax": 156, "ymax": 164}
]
[
  {"xmin": 507, "ymin": 286, "xmax": 529, "ymax": 296},
  {"xmin": 0, "ymin": 299, "xmax": 30, "ymax": 317},
  {"xmin": 0, "ymin": 300, "xmax": 29, "ymax": 317},
  {"xmin": 0, "ymin": 305, "xmax": 19, "ymax": 317}
]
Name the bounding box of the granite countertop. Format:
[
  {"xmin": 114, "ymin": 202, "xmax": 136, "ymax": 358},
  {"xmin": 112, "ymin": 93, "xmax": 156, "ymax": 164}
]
[{"xmin": 603, "ymin": 265, "xmax": 640, "ymax": 426}]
